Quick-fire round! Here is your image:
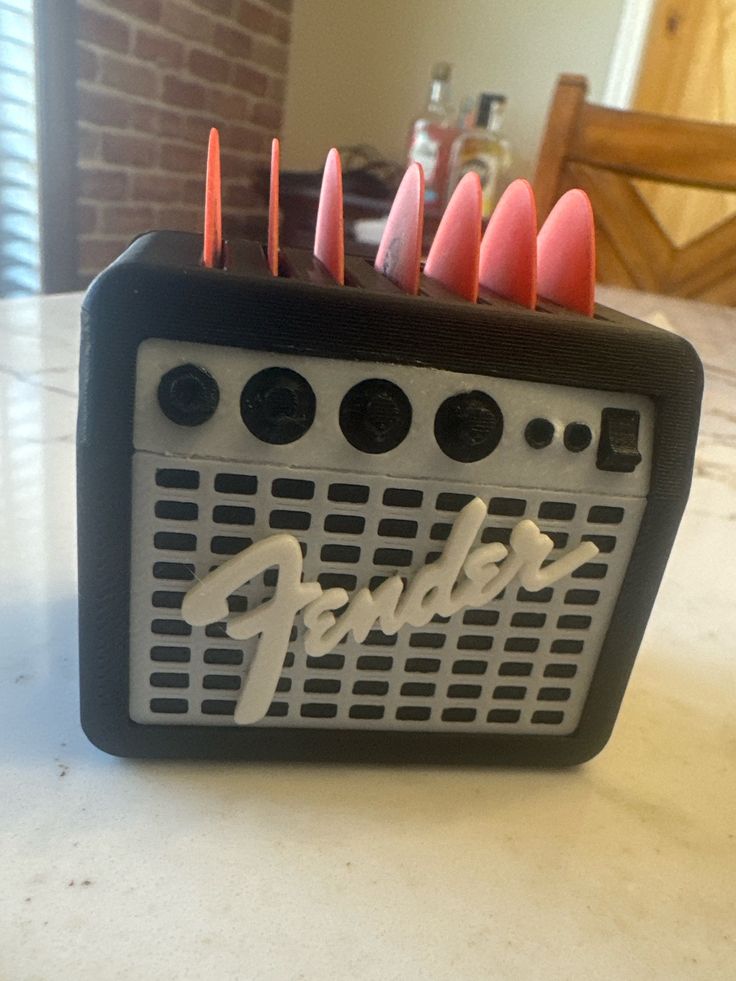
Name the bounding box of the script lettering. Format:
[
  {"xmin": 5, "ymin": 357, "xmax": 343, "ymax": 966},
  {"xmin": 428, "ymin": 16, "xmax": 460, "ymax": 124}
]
[
  {"xmin": 181, "ymin": 534, "xmax": 321, "ymax": 724},
  {"xmin": 181, "ymin": 498, "xmax": 599, "ymax": 724}
]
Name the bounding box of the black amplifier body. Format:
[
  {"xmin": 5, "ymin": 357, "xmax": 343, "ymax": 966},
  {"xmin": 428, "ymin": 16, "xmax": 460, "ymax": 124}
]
[{"xmin": 77, "ymin": 230, "xmax": 702, "ymax": 764}]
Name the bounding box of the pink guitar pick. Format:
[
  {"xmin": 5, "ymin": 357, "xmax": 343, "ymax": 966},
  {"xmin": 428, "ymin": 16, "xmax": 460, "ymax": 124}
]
[
  {"xmin": 375, "ymin": 162, "xmax": 425, "ymax": 294},
  {"xmin": 537, "ymin": 188, "xmax": 595, "ymax": 316},
  {"xmin": 424, "ymin": 172, "xmax": 482, "ymax": 302},
  {"xmin": 314, "ymin": 147, "xmax": 344, "ymax": 285},
  {"xmin": 479, "ymin": 179, "xmax": 537, "ymax": 307}
]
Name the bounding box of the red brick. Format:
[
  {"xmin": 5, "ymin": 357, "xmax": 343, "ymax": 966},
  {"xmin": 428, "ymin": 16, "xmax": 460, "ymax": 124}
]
[
  {"xmin": 160, "ymin": 140, "xmax": 206, "ymax": 174},
  {"xmin": 221, "ymin": 149, "xmax": 264, "ymax": 175},
  {"xmin": 124, "ymin": 0, "xmax": 162, "ymax": 22},
  {"xmin": 182, "ymin": 115, "xmax": 213, "ymax": 147},
  {"xmin": 161, "ymin": 205, "xmax": 200, "ymax": 230},
  {"xmin": 102, "ymin": 132, "xmax": 157, "ymax": 168},
  {"xmin": 131, "ymin": 171, "xmax": 187, "ymax": 203},
  {"xmin": 224, "ymin": 212, "xmax": 267, "ymax": 239},
  {"xmin": 78, "ymin": 45, "xmax": 99, "ymax": 82},
  {"xmin": 162, "ymin": 75, "xmax": 206, "ymax": 110},
  {"xmin": 78, "ymin": 202, "xmax": 98, "ymax": 234},
  {"xmin": 134, "ymin": 26, "xmax": 184, "ymax": 68},
  {"xmin": 79, "ymin": 166, "xmax": 129, "ymax": 201},
  {"xmin": 158, "ymin": 106, "xmax": 188, "ymax": 138},
  {"xmin": 78, "ymin": 126, "xmax": 102, "ymax": 162},
  {"xmin": 161, "ymin": 110, "xmax": 211, "ymax": 148},
  {"xmin": 100, "ymin": 205, "xmax": 157, "ymax": 234},
  {"xmin": 225, "ymin": 123, "xmax": 271, "ymax": 154},
  {"xmin": 236, "ymin": 0, "xmax": 273, "ymax": 35},
  {"xmin": 160, "ymin": 0, "xmax": 214, "ymax": 42},
  {"xmin": 75, "ymin": 0, "xmax": 293, "ymax": 286},
  {"xmin": 250, "ymin": 38, "xmax": 288, "ymax": 73},
  {"xmin": 79, "ymin": 237, "xmax": 129, "ymax": 273},
  {"xmin": 100, "ymin": 53, "xmax": 159, "ymax": 99},
  {"xmin": 78, "ymin": 86, "xmax": 132, "ymax": 128},
  {"xmin": 222, "ymin": 182, "xmax": 260, "ymax": 209},
  {"xmin": 250, "ymin": 100, "xmax": 282, "ymax": 130},
  {"xmin": 130, "ymin": 103, "xmax": 160, "ymax": 135},
  {"xmin": 213, "ymin": 22, "xmax": 252, "ymax": 58},
  {"xmin": 270, "ymin": 13, "xmax": 290, "ymax": 44},
  {"xmin": 183, "ymin": 176, "xmax": 205, "ymax": 201},
  {"xmin": 266, "ymin": 74, "xmax": 285, "ymax": 102},
  {"xmin": 231, "ymin": 62, "xmax": 268, "ymax": 96},
  {"xmin": 78, "ymin": 7, "xmax": 130, "ymax": 53},
  {"xmin": 188, "ymin": 48, "xmax": 229, "ymax": 84},
  {"xmin": 205, "ymin": 87, "xmax": 250, "ymax": 119}
]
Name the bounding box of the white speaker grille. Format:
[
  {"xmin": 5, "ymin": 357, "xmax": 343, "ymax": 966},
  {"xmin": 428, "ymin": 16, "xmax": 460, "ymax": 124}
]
[{"xmin": 129, "ymin": 454, "xmax": 645, "ymax": 734}]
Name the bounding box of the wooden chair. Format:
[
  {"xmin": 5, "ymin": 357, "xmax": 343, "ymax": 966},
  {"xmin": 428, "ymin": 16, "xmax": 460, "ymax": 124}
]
[{"xmin": 534, "ymin": 74, "xmax": 736, "ymax": 303}]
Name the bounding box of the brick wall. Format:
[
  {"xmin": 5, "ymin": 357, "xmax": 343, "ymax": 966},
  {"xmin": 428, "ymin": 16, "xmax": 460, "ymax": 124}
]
[{"xmin": 76, "ymin": 0, "xmax": 292, "ymax": 284}]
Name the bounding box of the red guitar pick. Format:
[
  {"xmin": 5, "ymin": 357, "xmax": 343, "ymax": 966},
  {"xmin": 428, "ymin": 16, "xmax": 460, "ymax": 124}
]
[
  {"xmin": 267, "ymin": 137, "xmax": 280, "ymax": 276},
  {"xmin": 202, "ymin": 127, "xmax": 223, "ymax": 269}
]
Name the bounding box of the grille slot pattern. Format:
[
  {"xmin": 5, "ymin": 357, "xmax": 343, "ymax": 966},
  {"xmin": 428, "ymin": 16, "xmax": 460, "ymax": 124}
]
[{"xmin": 130, "ymin": 456, "xmax": 646, "ymax": 734}]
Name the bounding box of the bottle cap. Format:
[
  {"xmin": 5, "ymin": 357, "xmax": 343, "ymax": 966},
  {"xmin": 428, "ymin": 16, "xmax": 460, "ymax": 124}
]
[
  {"xmin": 431, "ymin": 61, "xmax": 452, "ymax": 82},
  {"xmin": 476, "ymin": 93, "xmax": 507, "ymax": 128}
]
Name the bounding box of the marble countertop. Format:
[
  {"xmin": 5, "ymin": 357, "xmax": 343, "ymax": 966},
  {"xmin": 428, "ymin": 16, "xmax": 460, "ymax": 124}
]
[{"xmin": 0, "ymin": 288, "xmax": 734, "ymax": 980}]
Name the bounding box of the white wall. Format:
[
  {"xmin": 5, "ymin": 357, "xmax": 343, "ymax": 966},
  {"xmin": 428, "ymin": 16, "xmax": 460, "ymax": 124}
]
[{"xmin": 282, "ymin": 0, "xmax": 625, "ymax": 179}]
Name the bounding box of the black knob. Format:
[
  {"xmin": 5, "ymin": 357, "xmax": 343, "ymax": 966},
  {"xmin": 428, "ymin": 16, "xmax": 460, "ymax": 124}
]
[
  {"xmin": 434, "ymin": 391, "xmax": 503, "ymax": 462},
  {"xmin": 340, "ymin": 379, "xmax": 412, "ymax": 454},
  {"xmin": 157, "ymin": 363, "xmax": 219, "ymax": 427},
  {"xmin": 525, "ymin": 417, "xmax": 555, "ymax": 449},
  {"xmin": 241, "ymin": 367, "xmax": 316, "ymax": 444},
  {"xmin": 564, "ymin": 422, "xmax": 593, "ymax": 453}
]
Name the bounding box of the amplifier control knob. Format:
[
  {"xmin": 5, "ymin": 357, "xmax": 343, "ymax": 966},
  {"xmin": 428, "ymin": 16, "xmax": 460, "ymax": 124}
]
[
  {"xmin": 157, "ymin": 363, "xmax": 219, "ymax": 427},
  {"xmin": 524, "ymin": 417, "xmax": 554, "ymax": 449},
  {"xmin": 434, "ymin": 391, "xmax": 503, "ymax": 462},
  {"xmin": 241, "ymin": 367, "xmax": 316, "ymax": 444},
  {"xmin": 340, "ymin": 379, "xmax": 412, "ymax": 454},
  {"xmin": 564, "ymin": 421, "xmax": 593, "ymax": 452}
]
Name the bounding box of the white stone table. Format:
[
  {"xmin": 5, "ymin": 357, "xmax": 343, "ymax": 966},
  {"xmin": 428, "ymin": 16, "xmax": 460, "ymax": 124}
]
[{"xmin": 0, "ymin": 288, "xmax": 734, "ymax": 980}]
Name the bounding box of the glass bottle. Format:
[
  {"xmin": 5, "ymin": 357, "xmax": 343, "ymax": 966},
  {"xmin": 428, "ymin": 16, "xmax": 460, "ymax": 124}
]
[
  {"xmin": 448, "ymin": 93, "xmax": 512, "ymax": 220},
  {"xmin": 456, "ymin": 95, "xmax": 476, "ymax": 131},
  {"xmin": 407, "ymin": 62, "xmax": 459, "ymax": 214}
]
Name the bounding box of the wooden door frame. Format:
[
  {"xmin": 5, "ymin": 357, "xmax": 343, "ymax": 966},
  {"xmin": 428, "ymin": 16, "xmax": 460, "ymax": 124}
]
[
  {"xmin": 35, "ymin": 0, "xmax": 79, "ymax": 293},
  {"xmin": 604, "ymin": 0, "xmax": 656, "ymax": 108}
]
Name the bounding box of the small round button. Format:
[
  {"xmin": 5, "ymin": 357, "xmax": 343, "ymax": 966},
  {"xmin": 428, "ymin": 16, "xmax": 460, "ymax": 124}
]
[
  {"xmin": 525, "ymin": 417, "xmax": 554, "ymax": 449},
  {"xmin": 340, "ymin": 379, "xmax": 412, "ymax": 454},
  {"xmin": 564, "ymin": 421, "xmax": 593, "ymax": 452},
  {"xmin": 241, "ymin": 367, "xmax": 316, "ymax": 444},
  {"xmin": 158, "ymin": 363, "xmax": 219, "ymax": 427},
  {"xmin": 434, "ymin": 391, "xmax": 503, "ymax": 462}
]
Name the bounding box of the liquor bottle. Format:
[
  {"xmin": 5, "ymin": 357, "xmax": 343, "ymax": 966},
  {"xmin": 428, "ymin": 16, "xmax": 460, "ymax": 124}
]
[
  {"xmin": 456, "ymin": 95, "xmax": 476, "ymax": 130},
  {"xmin": 448, "ymin": 93, "xmax": 512, "ymax": 220},
  {"xmin": 407, "ymin": 62, "xmax": 459, "ymax": 214}
]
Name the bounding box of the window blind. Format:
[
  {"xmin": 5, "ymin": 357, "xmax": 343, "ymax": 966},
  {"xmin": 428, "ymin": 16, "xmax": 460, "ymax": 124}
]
[{"xmin": 0, "ymin": 0, "xmax": 38, "ymax": 297}]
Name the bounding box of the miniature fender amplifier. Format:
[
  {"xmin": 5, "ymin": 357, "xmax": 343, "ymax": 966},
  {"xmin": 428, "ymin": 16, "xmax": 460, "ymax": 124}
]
[{"xmin": 77, "ymin": 134, "xmax": 702, "ymax": 764}]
